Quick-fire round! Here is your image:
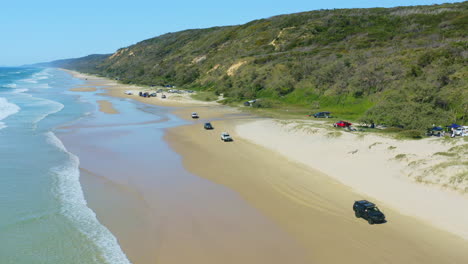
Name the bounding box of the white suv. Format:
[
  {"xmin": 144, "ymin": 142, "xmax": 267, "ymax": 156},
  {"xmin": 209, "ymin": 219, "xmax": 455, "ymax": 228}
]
[{"xmin": 220, "ymin": 132, "xmax": 233, "ymax": 142}]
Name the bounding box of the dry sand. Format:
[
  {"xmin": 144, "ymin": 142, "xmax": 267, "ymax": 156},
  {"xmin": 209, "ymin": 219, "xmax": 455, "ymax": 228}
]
[
  {"xmin": 165, "ymin": 115, "xmax": 468, "ymax": 264},
  {"xmin": 64, "ymin": 69, "xmax": 468, "ymax": 263},
  {"xmin": 236, "ymin": 120, "xmax": 468, "ymax": 238}
]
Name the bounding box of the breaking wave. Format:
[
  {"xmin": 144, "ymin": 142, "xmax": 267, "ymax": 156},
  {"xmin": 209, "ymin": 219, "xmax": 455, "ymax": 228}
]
[
  {"xmin": 0, "ymin": 97, "xmax": 21, "ymax": 130},
  {"xmin": 21, "ymin": 69, "xmax": 52, "ymax": 84},
  {"xmin": 46, "ymin": 132, "xmax": 132, "ymax": 264},
  {"xmin": 3, "ymin": 83, "xmax": 17, "ymax": 89},
  {"xmin": 32, "ymin": 99, "xmax": 65, "ymax": 126}
]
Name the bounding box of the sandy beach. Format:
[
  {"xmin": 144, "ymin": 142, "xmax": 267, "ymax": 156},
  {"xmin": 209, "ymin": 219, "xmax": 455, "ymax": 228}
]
[
  {"xmin": 60, "ymin": 71, "xmax": 310, "ymax": 264},
  {"xmin": 236, "ymin": 119, "xmax": 468, "ymax": 239},
  {"xmin": 62, "ymin": 69, "xmax": 468, "ymax": 264}
]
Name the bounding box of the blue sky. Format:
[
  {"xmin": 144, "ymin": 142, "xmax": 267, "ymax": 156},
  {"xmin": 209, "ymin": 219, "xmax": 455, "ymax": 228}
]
[{"xmin": 1, "ymin": 0, "xmax": 462, "ymax": 66}]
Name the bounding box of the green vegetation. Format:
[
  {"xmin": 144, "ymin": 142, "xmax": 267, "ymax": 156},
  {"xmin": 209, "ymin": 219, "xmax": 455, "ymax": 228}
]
[
  {"xmin": 368, "ymin": 142, "xmax": 382, "ymax": 149},
  {"xmin": 396, "ymin": 129, "xmax": 425, "ymax": 139},
  {"xmin": 449, "ymin": 171, "xmax": 468, "ymax": 185},
  {"xmin": 43, "ymin": 2, "xmax": 468, "ymax": 130},
  {"xmin": 190, "ymin": 91, "xmax": 218, "ymax": 101},
  {"xmin": 394, "ymin": 153, "xmax": 407, "ymax": 160},
  {"xmin": 433, "ymin": 151, "xmax": 458, "ymax": 157},
  {"xmin": 433, "ymin": 160, "xmax": 468, "ymax": 170},
  {"xmin": 448, "ymin": 144, "xmax": 468, "ymax": 154},
  {"xmin": 326, "ymin": 131, "xmax": 343, "ymax": 138}
]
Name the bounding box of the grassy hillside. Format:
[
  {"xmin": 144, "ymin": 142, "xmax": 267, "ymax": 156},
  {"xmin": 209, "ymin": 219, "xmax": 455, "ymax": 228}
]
[{"xmin": 48, "ymin": 2, "xmax": 467, "ymax": 129}]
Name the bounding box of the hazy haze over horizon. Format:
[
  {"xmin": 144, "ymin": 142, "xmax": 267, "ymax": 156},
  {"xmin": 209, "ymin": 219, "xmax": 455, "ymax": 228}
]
[{"xmin": 1, "ymin": 0, "xmax": 463, "ymax": 66}]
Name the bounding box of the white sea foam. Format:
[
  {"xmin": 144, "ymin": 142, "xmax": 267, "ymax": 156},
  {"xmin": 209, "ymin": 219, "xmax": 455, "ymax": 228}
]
[
  {"xmin": 12, "ymin": 88, "xmax": 29, "ymax": 94},
  {"xmin": 0, "ymin": 97, "xmax": 21, "ymax": 130},
  {"xmin": 20, "ymin": 69, "xmax": 51, "ymax": 84},
  {"xmin": 34, "ymin": 70, "xmax": 52, "ymax": 81},
  {"xmin": 32, "ymin": 99, "xmax": 65, "ymax": 126},
  {"xmin": 45, "ymin": 132, "xmax": 132, "ymax": 264},
  {"xmin": 22, "ymin": 78, "xmax": 38, "ymax": 84},
  {"xmin": 3, "ymin": 83, "xmax": 17, "ymax": 88}
]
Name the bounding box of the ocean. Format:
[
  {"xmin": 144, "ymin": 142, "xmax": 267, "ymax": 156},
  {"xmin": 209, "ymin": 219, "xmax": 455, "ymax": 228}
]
[{"xmin": 0, "ymin": 68, "xmax": 131, "ymax": 264}]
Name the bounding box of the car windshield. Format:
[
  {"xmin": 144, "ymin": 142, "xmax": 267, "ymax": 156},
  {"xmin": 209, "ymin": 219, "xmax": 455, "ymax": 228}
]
[{"xmin": 367, "ymin": 207, "xmax": 380, "ymax": 212}]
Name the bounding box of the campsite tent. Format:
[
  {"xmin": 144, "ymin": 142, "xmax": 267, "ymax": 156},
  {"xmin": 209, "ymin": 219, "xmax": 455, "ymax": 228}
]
[{"xmin": 447, "ymin": 123, "xmax": 461, "ymax": 128}]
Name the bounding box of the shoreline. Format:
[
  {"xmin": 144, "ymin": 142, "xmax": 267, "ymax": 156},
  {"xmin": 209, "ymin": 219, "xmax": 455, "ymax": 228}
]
[
  {"xmin": 59, "ymin": 71, "xmax": 311, "ymax": 264},
  {"xmin": 63, "ymin": 69, "xmax": 468, "ymax": 263}
]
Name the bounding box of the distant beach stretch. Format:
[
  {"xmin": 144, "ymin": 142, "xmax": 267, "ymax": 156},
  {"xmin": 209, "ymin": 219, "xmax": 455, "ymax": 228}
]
[{"xmin": 65, "ymin": 69, "xmax": 468, "ymax": 263}]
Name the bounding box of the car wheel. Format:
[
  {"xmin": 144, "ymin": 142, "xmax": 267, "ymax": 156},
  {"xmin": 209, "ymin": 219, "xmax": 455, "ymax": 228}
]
[
  {"xmin": 368, "ymin": 219, "xmax": 374, "ymax": 225},
  {"xmin": 355, "ymin": 212, "xmax": 360, "ymax": 218}
]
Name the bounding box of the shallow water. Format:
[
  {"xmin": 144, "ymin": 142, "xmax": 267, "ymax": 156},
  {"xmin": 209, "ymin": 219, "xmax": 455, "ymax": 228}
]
[
  {"xmin": 1, "ymin": 68, "xmax": 309, "ymax": 264},
  {"xmin": 0, "ymin": 68, "xmax": 130, "ymax": 264}
]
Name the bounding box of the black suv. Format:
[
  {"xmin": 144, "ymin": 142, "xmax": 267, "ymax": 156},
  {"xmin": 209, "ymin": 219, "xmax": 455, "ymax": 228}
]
[
  {"xmin": 310, "ymin": 111, "xmax": 331, "ymax": 118},
  {"xmin": 353, "ymin": 200, "xmax": 386, "ymax": 224},
  {"xmin": 204, "ymin": 122, "xmax": 213, "ymax": 130}
]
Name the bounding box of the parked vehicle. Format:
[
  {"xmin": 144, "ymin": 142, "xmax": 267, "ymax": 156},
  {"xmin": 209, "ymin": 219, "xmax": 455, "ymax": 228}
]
[
  {"xmin": 426, "ymin": 126, "xmax": 445, "ymax": 137},
  {"xmin": 454, "ymin": 126, "xmax": 468, "ymax": 136},
  {"xmin": 334, "ymin": 121, "xmax": 352, "ymax": 128},
  {"xmin": 161, "ymin": 94, "xmax": 166, "ymax": 99},
  {"xmin": 191, "ymin": 112, "xmax": 199, "ymax": 119},
  {"xmin": 447, "ymin": 123, "xmax": 464, "ymax": 137},
  {"xmin": 124, "ymin": 91, "xmax": 133, "ymax": 95},
  {"xmin": 150, "ymin": 92, "xmax": 157, "ymax": 97},
  {"xmin": 220, "ymin": 132, "xmax": 233, "ymax": 142},
  {"xmin": 204, "ymin": 122, "xmax": 213, "ymax": 130},
  {"xmin": 243, "ymin": 99, "xmax": 257, "ymax": 107},
  {"xmin": 353, "ymin": 200, "xmax": 386, "ymax": 224},
  {"xmin": 309, "ymin": 111, "xmax": 331, "ymax": 118}
]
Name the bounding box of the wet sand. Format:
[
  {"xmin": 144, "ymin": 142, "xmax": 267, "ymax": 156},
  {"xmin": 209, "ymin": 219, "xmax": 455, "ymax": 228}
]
[
  {"xmin": 60, "ymin": 83, "xmax": 310, "ymax": 264},
  {"xmin": 70, "ymin": 85, "xmax": 97, "ymax": 92},
  {"xmin": 97, "ymin": 100, "xmax": 119, "ymax": 114},
  {"xmin": 63, "ymin": 70, "xmax": 468, "ymax": 264}
]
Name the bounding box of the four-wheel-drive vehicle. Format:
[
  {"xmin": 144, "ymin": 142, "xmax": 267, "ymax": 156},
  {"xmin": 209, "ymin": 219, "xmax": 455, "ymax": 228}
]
[
  {"xmin": 353, "ymin": 200, "xmax": 386, "ymax": 224},
  {"xmin": 161, "ymin": 94, "xmax": 166, "ymax": 99},
  {"xmin": 426, "ymin": 126, "xmax": 445, "ymax": 137},
  {"xmin": 309, "ymin": 111, "xmax": 331, "ymax": 118},
  {"xmin": 191, "ymin": 112, "xmax": 199, "ymax": 119},
  {"xmin": 220, "ymin": 132, "xmax": 233, "ymax": 142},
  {"xmin": 204, "ymin": 122, "xmax": 213, "ymax": 130},
  {"xmin": 334, "ymin": 121, "xmax": 352, "ymax": 128},
  {"xmin": 454, "ymin": 126, "xmax": 468, "ymax": 136}
]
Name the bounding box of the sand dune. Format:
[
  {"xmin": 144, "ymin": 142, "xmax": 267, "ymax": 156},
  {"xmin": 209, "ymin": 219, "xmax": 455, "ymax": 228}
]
[{"xmin": 236, "ymin": 119, "xmax": 468, "ymax": 240}]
